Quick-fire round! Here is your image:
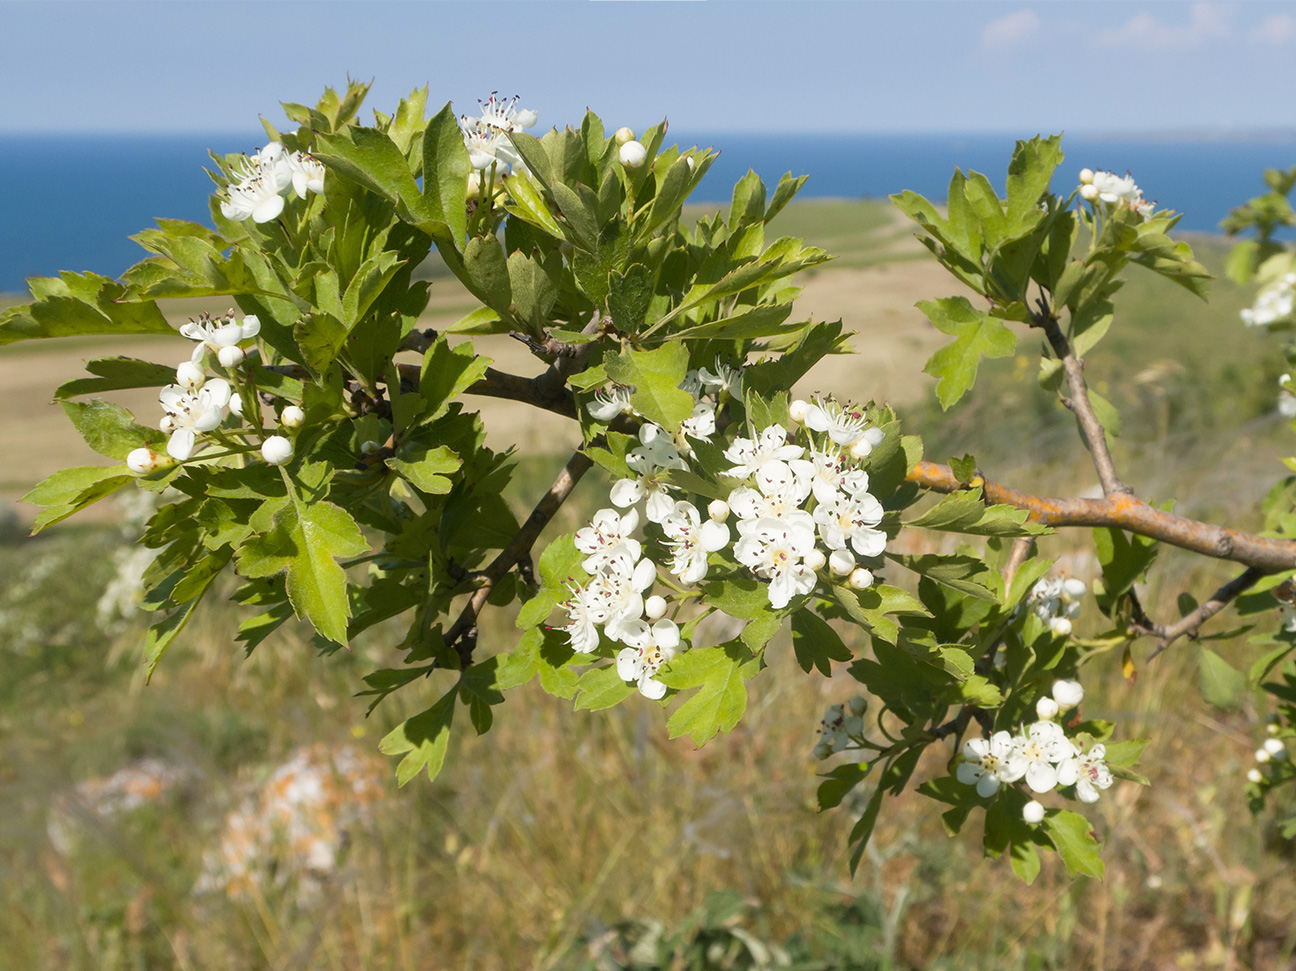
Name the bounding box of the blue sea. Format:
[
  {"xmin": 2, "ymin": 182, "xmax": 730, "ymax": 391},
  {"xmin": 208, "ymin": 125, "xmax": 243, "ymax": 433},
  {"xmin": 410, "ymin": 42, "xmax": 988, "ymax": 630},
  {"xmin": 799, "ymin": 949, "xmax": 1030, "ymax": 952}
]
[{"xmin": 4, "ymin": 130, "xmax": 1296, "ymax": 294}]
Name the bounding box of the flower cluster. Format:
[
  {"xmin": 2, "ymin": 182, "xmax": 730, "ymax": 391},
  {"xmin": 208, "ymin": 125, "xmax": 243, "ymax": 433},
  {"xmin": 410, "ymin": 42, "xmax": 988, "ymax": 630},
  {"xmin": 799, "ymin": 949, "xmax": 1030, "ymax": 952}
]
[
  {"xmin": 459, "ymin": 92, "xmax": 537, "ymax": 176},
  {"xmin": 565, "ymin": 364, "xmax": 888, "ymax": 698},
  {"xmin": 125, "ymin": 311, "xmax": 297, "ymax": 471},
  {"xmin": 1241, "ymin": 272, "xmax": 1296, "ymax": 328},
  {"xmin": 1078, "ymin": 168, "xmax": 1154, "ymax": 221},
  {"xmin": 812, "ymin": 696, "xmax": 868, "ymax": 759},
  {"xmin": 956, "ymin": 679, "xmax": 1113, "ymax": 807},
  {"xmin": 220, "ymin": 142, "xmax": 325, "ymax": 224},
  {"xmin": 1029, "ymin": 575, "xmax": 1086, "ymax": 636}
]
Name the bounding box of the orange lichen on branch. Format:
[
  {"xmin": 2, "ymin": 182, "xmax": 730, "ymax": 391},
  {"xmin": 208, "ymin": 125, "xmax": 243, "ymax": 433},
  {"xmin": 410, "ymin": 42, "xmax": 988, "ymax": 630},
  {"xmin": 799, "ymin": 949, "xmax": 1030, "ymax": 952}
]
[{"xmin": 907, "ymin": 461, "xmax": 1296, "ymax": 573}]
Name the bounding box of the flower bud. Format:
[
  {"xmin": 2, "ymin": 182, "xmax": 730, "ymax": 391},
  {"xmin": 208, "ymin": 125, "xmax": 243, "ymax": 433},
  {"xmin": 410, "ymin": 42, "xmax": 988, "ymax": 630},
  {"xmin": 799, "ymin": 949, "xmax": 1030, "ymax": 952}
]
[
  {"xmin": 127, "ymin": 447, "xmax": 169, "ymax": 474},
  {"xmin": 159, "ymin": 415, "xmax": 176, "ymax": 433},
  {"xmin": 261, "ymin": 435, "xmax": 294, "ymax": 466},
  {"xmin": 707, "ymin": 499, "xmax": 729, "ymax": 522},
  {"xmin": 1062, "ymin": 577, "xmax": 1086, "ymax": 600},
  {"xmin": 849, "ymin": 435, "xmax": 875, "ymax": 460},
  {"xmin": 619, "ymin": 140, "xmax": 647, "ymax": 169},
  {"xmin": 829, "ymin": 549, "xmax": 855, "ymax": 577},
  {"xmin": 281, "ymin": 405, "xmax": 305, "ymax": 429},
  {"xmin": 1078, "ymin": 168, "xmax": 1094, "ymax": 185},
  {"xmin": 848, "ymin": 568, "xmax": 874, "ymax": 591},
  {"xmin": 466, "ymin": 172, "xmax": 482, "ymax": 200},
  {"xmin": 813, "ymin": 740, "xmax": 833, "ymax": 760},
  {"xmin": 1080, "ymin": 184, "xmax": 1099, "ymax": 203},
  {"xmin": 842, "ymin": 715, "xmax": 863, "ymax": 736},
  {"xmin": 803, "ymin": 548, "xmax": 826, "ymax": 571},
  {"xmin": 176, "ymin": 361, "xmax": 206, "ymax": 391},
  {"xmin": 1022, "ymin": 800, "xmax": 1046, "ymax": 825},
  {"xmin": 1267, "ymin": 720, "xmax": 1281, "ymax": 735},
  {"xmin": 1036, "ymin": 697, "xmax": 1060, "ymax": 722},
  {"xmin": 1264, "ymin": 737, "xmax": 1287, "ymax": 759},
  {"xmin": 789, "ymin": 399, "xmax": 810, "ymax": 423},
  {"xmin": 848, "ymin": 695, "xmax": 868, "ymax": 717},
  {"xmin": 1256, "ymin": 747, "xmax": 1272, "ymax": 763},
  {"xmin": 229, "ymin": 393, "xmax": 244, "ymax": 417},
  {"xmin": 644, "ymin": 595, "xmax": 668, "ymax": 621},
  {"xmin": 1049, "ymin": 616, "xmax": 1073, "ymax": 637},
  {"xmin": 614, "ymin": 126, "xmax": 636, "ymax": 145},
  {"xmin": 1052, "ymin": 678, "xmax": 1084, "ymax": 710},
  {"xmin": 685, "ymin": 155, "xmax": 695, "ymax": 171},
  {"xmin": 1247, "ymin": 768, "xmax": 1264, "ymax": 784},
  {"xmin": 218, "ymin": 344, "xmax": 245, "ymax": 368}
]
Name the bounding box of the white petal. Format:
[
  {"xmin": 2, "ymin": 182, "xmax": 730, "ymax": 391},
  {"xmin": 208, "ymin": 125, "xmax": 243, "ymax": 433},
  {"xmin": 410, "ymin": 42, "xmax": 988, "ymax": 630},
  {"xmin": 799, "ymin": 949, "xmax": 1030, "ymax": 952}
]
[
  {"xmin": 167, "ymin": 428, "xmax": 195, "ymax": 460},
  {"xmin": 1025, "ymin": 760, "xmax": 1059, "ymax": 793},
  {"xmin": 638, "ymin": 674, "xmax": 667, "ymax": 700},
  {"xmin": 616, "ymin": 647, "xmax": 640, "ymax": 682},
  {"xmin": 251, "ymin": 193, "xmax": 286, "ymax": 224}
]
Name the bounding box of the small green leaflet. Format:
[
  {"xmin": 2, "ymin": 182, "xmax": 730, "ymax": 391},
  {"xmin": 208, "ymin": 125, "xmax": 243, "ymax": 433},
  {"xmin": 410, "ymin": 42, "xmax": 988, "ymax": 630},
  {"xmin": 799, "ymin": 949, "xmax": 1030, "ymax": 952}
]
[
  {"xmin": 235, "ymin": 490, "xmax": 368, "ymax": 645},
  {"xmin": 380, "ymin": 687, "xmax": 457, "ymax": 786},
  {"xmin": 919, "ymin": 297, "xmax": 1017, "ymax": 409},
  {"xmin": 656, "ymin": 643, "xmax": 759, "ymax": 746},
  {"xmin": 604, "ymin": 343, "xmax": 694, "ymax": 432},
  {"xmin": 906, "ymin": 490, "xmax": 1050, "ymax": 537},
  {"xmin": 1042, "ymin": 809, "xmax": 1105, "ymax": 879}
]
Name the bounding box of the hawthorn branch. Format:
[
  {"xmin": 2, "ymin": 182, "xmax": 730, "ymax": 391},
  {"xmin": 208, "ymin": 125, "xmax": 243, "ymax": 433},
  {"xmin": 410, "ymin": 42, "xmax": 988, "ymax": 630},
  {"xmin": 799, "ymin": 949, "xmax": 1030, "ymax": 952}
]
[
  {"xmin": 1138, "ymin": 567, "xmax": 1266, "ymax": 659},
  {"xmin": 442, "ymin": 449, "xmax": 593, "ymax": 666},
  {"xmin": 1034, "ymin": 311, "xmax": 1130, "ymax": 497},
  {"xmin": 908, "ymin": 461, "xmax": 1296, "ymax": 573}
]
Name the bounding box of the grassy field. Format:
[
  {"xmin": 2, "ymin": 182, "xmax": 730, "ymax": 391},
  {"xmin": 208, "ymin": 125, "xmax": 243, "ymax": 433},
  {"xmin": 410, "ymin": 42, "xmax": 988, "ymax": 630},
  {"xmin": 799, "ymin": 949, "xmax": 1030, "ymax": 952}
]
[{"xmin": 3, "ymin": 198, "xmax": 1296, "ymax": 969}]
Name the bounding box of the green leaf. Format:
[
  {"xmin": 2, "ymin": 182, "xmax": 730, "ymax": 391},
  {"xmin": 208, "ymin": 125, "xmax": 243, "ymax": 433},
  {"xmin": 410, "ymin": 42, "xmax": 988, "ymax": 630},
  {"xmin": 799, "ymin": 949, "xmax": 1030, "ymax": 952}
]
[
  {"xmin": 462, "ymin": 235, "xmax": 513, "ymax": 316},
  {"xmin": 380, "ymin": 688, "xmax": 457, "ymax": 786},
  {"xmin": 817, "ymin": 762, "xmax": 870, "ymax": 811},
  {"xmin": 658, "ymin": 643, "xmax": 758, "ymax": 746},
  {"xmin": 419, "ymin": 338, "xmax": 491, "ymax": 421},
  {"xmin": 314, "ymin": 125, "xmax": 428, "ymax": 226},
  {"xmin": 604, "ymin": 343, "xmax": 694, "ymax": 432},
  {"xmin": 905, "ymin": 490, "xmax": 1050, "ymax": 537},
  {"xmin": 919, "ymin": 297, "xmax": 1017, "ymax": 409},
  {"xmin": 60, "ymin": 399, "xmax": 165, "ymax": 460},
  {"xmin": 386, "ymin": 443, "xmax": 460, "ymax": 494},
  {"xmin": 421, "ymin": 102, "xmax": 472, "ymax": 246},
  {"xmin": 608, "ymin": 263, "xmax": 654, "ymax": 333},
  {"xmin": 1042, "ymin": 809, "xmax": 1105, "ymax": 879},
  {"xmin": 1199, "ymin": 648, "xmax": 1246, "ymax": 711},
  {"xmin": 235, "ymin": 490, "xmax": 368, "ymax": 645},
  {"xmin": 791, "ymin": 608, "xmax": 852, "ymax": 675},
  {"xmin": 56, "ymin": 357, "xmax": 178, "ymax": 399},
  {"xmin": 0, "ymin": 272, "xmax": 173, "ymax": 345},
  {"xmin": 507, "ymin": 249, "xmax": 560, "ymax": 334},
  {"xmin": 573, "ymin": 665, "xmax": 636, "ymax": 711}
]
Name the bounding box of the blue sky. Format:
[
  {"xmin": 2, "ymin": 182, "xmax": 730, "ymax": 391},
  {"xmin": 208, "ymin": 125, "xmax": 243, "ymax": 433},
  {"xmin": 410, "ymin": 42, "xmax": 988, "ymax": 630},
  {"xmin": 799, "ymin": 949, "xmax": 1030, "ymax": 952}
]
[{"xmin": 2, "ymin": 1, "xmax": 1295, "ymax": 135}]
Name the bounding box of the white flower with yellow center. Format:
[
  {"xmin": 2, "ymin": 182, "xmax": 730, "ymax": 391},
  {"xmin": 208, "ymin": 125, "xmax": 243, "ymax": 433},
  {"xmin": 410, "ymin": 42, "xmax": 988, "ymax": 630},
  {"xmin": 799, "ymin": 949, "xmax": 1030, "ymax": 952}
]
[
  {"xmin": 286, "ymin": 152, "xmax": 325, "ymax": 198},
  {"xmin": 575, "ymin": 508, "xmax": 641, "ymax": 572},
  {"xmin": 803, "ymin": 396, "xmax": 872, "ymax": 447},
  {"xmin": 1056, "ymin": 744, "xmax": 1114, "ymax": 803},
  {"xmin": 659, "ymin": 500, "xmax": 729, "ymax": 584},
  {"xmin": 957, "ymin": 732, "xmax": 1026, "ymax": 797},
  {"xmin": 723, "ymin": 426, "xmax": 803, "ymax": 479},
  {"xmin": 812, "ymin": 490, "xmax": 886, "ymax": 557},
  {"xmin": 733, "ymin": 517, "xmax": 818, "ymax": 609},
  {"xmin": 159, "ymin": 378, "xmax": 233, "ymax": 460},
  {"xmin": 561, "ymin": 578, "xmax": 613, "ymax": 654},
  {"xmin": 1013, "ymin": 720, "xmax": 1077, "ymax": 793},
  {"xmin": 614, "ymin": 618, "xmax": 680, "ymax": 700}
]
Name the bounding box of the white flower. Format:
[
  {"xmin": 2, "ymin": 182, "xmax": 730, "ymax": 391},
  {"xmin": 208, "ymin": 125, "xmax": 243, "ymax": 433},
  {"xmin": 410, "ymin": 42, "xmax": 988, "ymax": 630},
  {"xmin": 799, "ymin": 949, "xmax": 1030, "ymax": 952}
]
[
  {"xmin": 597, "ymin": 553, "xmax": 658, "ymax": 639},
  {"xmin": 1051, "ymin": 678, "xmax": 1084, "ymax": 710},
  {"xmin": 281, "ymin": 405, "xmax": 305, "ymax": 429},
  {"xmin": 465, "ymin": 92, "xmax": 538, "ymax": 133},
  {"xmin": 609, "ymin": 423, "xmax": 687, "ymax": 523},
  {"xmin": 1031, "ymin": 577, "xmax": 1085, "ymax": 632},
  {"xmin": 849, "ymin": 427, "xmax": 885, "ymax": 460},
  {"xmin": 1264, "ymin": 737, "xmax": 1288, "ymax": 759},
  {"xmin": 159, "ymin": 378, "xmax": 233, "ymax": 460},
  {"xmin": 1279, "ymin": 375, "xmax": 1296, "ymax": 418},
  {"xmin": 802, "ymin": 396, "xmax": 872, "ymax": 447},
  {"xmin": 723, "ymin": 425, "xmax": 803, "ymax": 478},
  {"xmin": 957, "ymin": 732, "xmax": 1027, "ymax": 797},
  {"xmin": 459, "ymin": 93, "xmax": 536, "ymax": 174},
  {"xmin": 615, "ymin": 618, "xmax": 679, "ymax": 700},
  {"xmin": 261, "ymin": 435, "xmax": 293, "ymax": 466},
  {"xmin": 286, "ymin": 152, "xmax": 325, "ymax": 198},
  {"xmin": 220, "ymin": 145, "xmax": 293, "ymax": 223},
  {"xmin": 179, "ymin": 312, "xmax": 260, "ymax": 365},
  {"xmin": 733, "ymin": 517, "xmax": 818, "ymax": 609},
  {"xmin": 575, "ymin": 507, "xmax": 642, "ymax": 572},
  {"xmin": 1013, "ymin": 720, "xmax": 1077, "ymax": 793},
  {"xmin": 699, "ymin": 362, "xmax": 742, "ymax": 399},
  {"xmin": 1023, "ymin": 800, "xmax": 1046, "ymax": 825},
  {"xmin": 680, "ymin": 401, "xmax": 716, "ymax": 443},
  {"xmin": 1256, "ymin": 746, "xmax": 1272, "ymax": 764},
  {"xmin": 587, "ymin": 385, "xmax": 635, "ymax": 421},
  {"xmin": 619, "ymin": 140, "xmax": 647, "ymax": 169},
  {"xmin": 1056, "ymin": 744, "xmax": 1113, "ymax": 803},
  {"xmin": 1248, "ymin": 768, "xmax": 1264, "ymax": 784},
  {"xmin": 126, "ymin": 448, "xmax": 169, "ymax": 474},
  {"xmin": 729, "ymin": 460, "xmax": 813, "ymax": 524},
  {"xmin": 811, "ymin": 490, "xmax": 886, "ymax": 557},
  {"xmin": 1082, "ymin": 169, "xmax": 1154, "ymax": 221},
  {"xmin": 1242, "ymin": 274, "xmax": 1296, "ymax": 328},
  {"xmin": 659, "ymin": 500, "xmax": 729, "ymax": 584},
  {"xmin": 561, "ymin": 579, "xmax": 612, "ymax": 654}
]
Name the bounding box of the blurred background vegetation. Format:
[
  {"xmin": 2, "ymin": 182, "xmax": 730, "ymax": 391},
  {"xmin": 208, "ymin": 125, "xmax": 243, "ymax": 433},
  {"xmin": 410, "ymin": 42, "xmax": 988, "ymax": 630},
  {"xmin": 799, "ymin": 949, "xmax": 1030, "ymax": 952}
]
[{"xmin": 3, "ymin": 199, "xmax": 1296, "ymax": 969}]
